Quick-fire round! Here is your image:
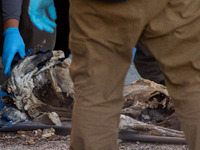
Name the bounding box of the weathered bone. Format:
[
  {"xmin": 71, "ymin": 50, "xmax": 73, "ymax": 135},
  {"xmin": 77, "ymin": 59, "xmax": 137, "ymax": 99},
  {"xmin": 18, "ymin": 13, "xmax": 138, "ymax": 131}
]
[
  {"xmin": 1, "ymin": 51, "xmax": 181, "ymax": 135},
  {"xmin": 2, "ymin": 50, "xmax": 73, "ymax": 125},
  {"xmin": 119, "ymin": 115, "xmax": 184, "ymax": 138},
  {"xmin": 122, "ymin": 79, "xmax": 175, "ymax": 125}
]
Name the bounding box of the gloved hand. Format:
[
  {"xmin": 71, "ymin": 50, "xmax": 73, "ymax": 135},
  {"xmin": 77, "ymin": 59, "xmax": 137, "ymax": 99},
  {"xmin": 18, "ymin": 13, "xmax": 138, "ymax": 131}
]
[
  {"xmin": 2, "ymin": 27, "xmax": 25, "ymax": 76},
  {"xmin": 28, "ymin": 0, "xmax": 57, "ymax": 33}
]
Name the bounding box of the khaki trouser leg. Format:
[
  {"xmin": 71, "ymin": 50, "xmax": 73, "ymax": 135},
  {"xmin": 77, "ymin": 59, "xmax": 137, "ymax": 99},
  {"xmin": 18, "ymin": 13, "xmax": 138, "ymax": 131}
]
[
  {"xmin": 70, "ymin": 0, "xmax": 200, "ymax": 149},
  {"xmin": 69, "ymin": 0, "xmax": 168, "ymax": 149},
  {"xmin": 140, "ymin": 1, "xmax": 200, "ymax": 149}
]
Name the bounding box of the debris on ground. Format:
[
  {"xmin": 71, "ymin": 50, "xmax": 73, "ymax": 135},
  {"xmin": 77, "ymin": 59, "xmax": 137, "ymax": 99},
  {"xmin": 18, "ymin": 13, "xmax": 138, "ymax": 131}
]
[{"xmin": 0, "ymin": 47, "xmax": 187, "ymax": 149}]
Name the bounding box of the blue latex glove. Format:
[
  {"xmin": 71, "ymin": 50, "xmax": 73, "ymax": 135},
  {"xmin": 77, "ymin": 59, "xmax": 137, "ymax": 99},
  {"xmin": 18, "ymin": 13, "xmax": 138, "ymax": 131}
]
[
  {"xmin": 0, "ymin": 90, "xmax": 7, "ymax": 110},
  {"xmin": 2, "ymin": 28, "xmax": 25, "ymax": 76},
  {"xmin": 28, "ymin": 0, "xmax": 57, "ymax": 33}
]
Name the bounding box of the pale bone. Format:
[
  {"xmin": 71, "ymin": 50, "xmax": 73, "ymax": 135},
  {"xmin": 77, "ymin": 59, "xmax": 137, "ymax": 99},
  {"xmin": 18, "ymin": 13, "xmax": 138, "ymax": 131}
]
[{"xmin": 119, "ymin": 115, "xmax": 184, "ymax": 138}]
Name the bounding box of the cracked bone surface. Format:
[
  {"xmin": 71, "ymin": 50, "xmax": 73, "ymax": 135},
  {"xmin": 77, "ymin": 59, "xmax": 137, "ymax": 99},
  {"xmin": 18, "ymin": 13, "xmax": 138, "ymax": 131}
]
[
  {"xmin": 1, "ymin": 52, "xmax": 180, "ymax": 131},
  {"xmin": 2, "ymin": 50, "xmax": 74, "ymax": 125}
]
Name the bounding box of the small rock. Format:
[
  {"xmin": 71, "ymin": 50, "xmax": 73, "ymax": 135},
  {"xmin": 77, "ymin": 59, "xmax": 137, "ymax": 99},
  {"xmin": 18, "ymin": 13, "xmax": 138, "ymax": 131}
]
[
  {"xmin": 33, "ymin": 129, "xmax": 42, "ymax": 137},
  {"xmin": 26, "ymin": 139, "xmax": 35, "ymax": 145},
  {"xmin": 42, "ymin": 128, "xmax": 55, "ymax": 138},
  {"xmin": 136, "ymin": 141, "xmax": 140, "ymax": 145}
]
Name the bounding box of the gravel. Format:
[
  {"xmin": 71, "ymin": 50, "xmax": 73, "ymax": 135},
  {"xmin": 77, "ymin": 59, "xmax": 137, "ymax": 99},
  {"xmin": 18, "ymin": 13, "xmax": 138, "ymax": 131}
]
[
  {"xmin": 0, "ymin": 131, "xmax": 189, "ymax": 150},
  {"xmin": 0, "ymin": 59, "xmax": 188, "ymax": 149}
]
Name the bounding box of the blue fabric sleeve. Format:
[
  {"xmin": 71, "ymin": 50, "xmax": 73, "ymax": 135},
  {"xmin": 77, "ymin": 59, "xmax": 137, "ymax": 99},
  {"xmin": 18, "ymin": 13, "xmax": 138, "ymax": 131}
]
[{"xmin": 2, "ymin": 0, "xmax": 23, "ymax": 21}]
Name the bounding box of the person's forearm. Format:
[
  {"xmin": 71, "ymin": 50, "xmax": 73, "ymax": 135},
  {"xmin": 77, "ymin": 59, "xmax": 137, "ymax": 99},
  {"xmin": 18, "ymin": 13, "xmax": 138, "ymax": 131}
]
[
  {"xmin": 1, "ymin": 0, "xmax": 23, "ymax": 24},
  {"xmin": 3, "ymin": 19, "xmax": 19, "ymax": 31}
]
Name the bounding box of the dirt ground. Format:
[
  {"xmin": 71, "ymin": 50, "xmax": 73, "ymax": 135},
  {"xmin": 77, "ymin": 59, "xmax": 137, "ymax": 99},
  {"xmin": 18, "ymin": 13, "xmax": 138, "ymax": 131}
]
[{"xmin": 0, "ymin": 130, "xmax": 188, "ymax": 150}]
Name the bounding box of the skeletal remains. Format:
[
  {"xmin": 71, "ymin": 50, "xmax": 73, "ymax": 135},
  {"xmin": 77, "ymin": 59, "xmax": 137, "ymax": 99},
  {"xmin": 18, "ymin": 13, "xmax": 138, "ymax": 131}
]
[
  {"xmin": 1, "ymin": 47, "xmax": 183, "ymax": 139},
  {"xmin": 1, "ymin": 49, "xmax": 73, "ymax": 126}
]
